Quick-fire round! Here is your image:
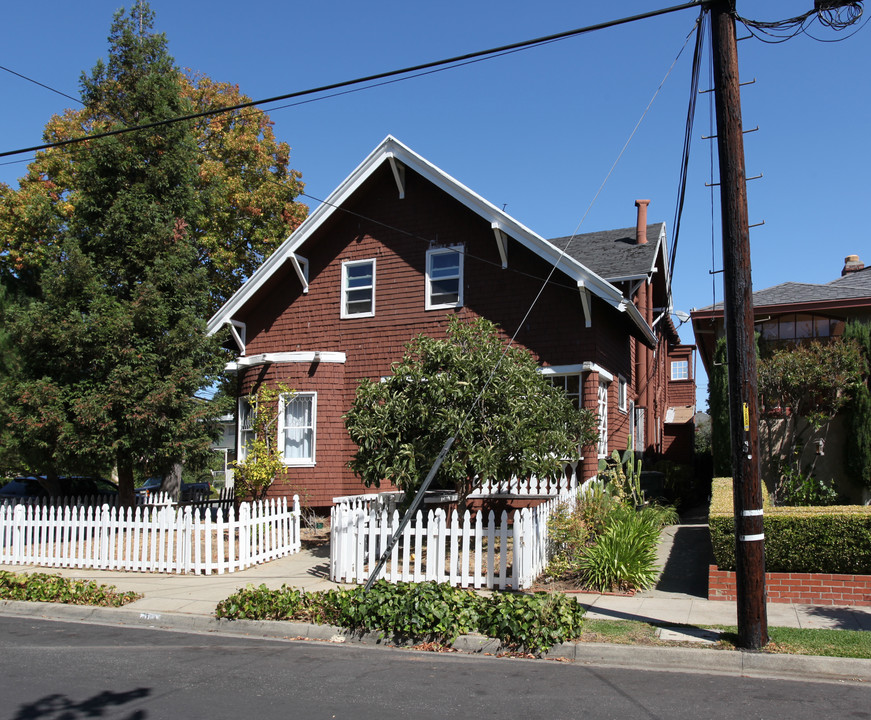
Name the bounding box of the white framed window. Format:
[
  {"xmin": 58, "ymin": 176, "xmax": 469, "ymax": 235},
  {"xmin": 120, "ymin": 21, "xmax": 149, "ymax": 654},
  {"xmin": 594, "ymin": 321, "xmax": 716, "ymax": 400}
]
[
  {"xmin": 618, "ymin": 376, "xmax": 627, "ymax": 413},
  {"xmin": 597, "ymin": 379, "xmax": 608, "ymax": 458},
  {"xmin": 341, "ymin": 259, "xmax": 375, "ymax": 318},
  {"xmin": 545, "ymin": 373, "xmax": 581, "ymax": 410},
  {"xmin": 238, "ymin": 396, "xmax": 254, "ymax": 462},
  {"xmin": 279, "ymin": 392, "xmax": 316, "ymax": 466},
  {"xmin": 426, "ymin": 247, "xmax": 463, "ymax": 310},
  {"xmin": 670, "ymin": 360, "xmax": 689, "ymax": 381}
]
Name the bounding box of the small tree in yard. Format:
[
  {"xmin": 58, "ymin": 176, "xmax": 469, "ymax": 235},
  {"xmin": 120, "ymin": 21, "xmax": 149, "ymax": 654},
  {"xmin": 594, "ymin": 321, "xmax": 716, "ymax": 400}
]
[
  {"xmin": 757, "ymin": 338, "xmax": 866, "ymax": 503},
  {"xmin": 233, "ymin": 385, "xmax": 291, "ymax": 501},
  {"xmin": 344, "ymin": 317, "xmax": 598, "ymax": 511}
]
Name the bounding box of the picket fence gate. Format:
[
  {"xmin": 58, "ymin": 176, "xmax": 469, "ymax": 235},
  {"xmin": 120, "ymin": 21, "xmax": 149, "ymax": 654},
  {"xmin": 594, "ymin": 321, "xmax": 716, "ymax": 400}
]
[
  {"xmin": 330, "ymin": 490, "xmax": 576, "ymax": 590},
  {"xmin": 0, "ymin": 495, "xmax": 301, "ymax": 575}
]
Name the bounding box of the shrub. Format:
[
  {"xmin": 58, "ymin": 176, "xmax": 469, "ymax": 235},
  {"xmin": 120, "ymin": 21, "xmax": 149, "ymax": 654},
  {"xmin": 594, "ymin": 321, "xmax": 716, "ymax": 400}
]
[
  {"xmin": 215, "ymin": 580, "xmax": 586, "ymax": 653},
  {"xmin": 709, "ymin": 477, "xmax": 871, "ymax": 573},
  {"xmin": 576, "ymin": 504, "xmax": 667, "ymax": 592},
  {"xmin": 477, "ymin": 591, "xmax": 586, "ymax": 654}
]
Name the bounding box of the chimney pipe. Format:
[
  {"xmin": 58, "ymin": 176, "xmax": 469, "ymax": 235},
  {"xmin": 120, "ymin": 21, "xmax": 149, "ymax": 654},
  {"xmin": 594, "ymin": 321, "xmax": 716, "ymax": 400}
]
[
  {"xmin": 635, "ymin": 199, "xmax": 650, "ymax": 245},
  {"xmin": 842, "ymin": 254, "xmax": 865, "ymax": 276}
]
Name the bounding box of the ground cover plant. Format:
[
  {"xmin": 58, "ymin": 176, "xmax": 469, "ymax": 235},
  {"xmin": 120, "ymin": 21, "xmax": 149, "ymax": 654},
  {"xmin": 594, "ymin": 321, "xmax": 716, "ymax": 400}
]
[
  {"xmin": 215, "ymin": 579, "xmax": 586, "ymax": 654},
  {"xmin": 0, "ymin": 570, "xmax": 141, "ymax": 607}
]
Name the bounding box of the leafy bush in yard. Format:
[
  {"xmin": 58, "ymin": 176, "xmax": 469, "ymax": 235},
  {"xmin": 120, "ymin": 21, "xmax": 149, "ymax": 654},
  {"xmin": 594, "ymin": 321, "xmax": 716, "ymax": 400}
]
[
  {"xmin": 0, "ymin": 571, "xmax": 141, "ymax": 606},
  {"xmin": 215, "ymin": 580, "xmax": 585, "ymax": 653},
  {"xmin": 544, "ymin": 485, "xmax": 677, "ymax": 592},
  {"xmin": 477, "ymin": 591, "xmax": 586, "ymax": 654}
]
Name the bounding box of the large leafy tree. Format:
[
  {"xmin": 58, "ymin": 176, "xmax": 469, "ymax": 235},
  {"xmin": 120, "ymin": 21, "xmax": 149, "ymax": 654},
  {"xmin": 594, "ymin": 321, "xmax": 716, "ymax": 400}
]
[
  {"xmin": 345, "ymin": 317, "xmax": 598, "ymax": 510},
  {"xmin": 1, "ymin": 4, "xmax": 229, "ymax": 505},
  {"xmin": 0, "ymin": 48, "xmax": 306, "ymax": 312}
]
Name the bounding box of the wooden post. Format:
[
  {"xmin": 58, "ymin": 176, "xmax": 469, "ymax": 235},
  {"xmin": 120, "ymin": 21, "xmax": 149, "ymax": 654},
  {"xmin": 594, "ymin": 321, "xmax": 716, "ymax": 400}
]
[{"xmin": 710, "ymin": 0, "xmax": 768, "ymax": 649}]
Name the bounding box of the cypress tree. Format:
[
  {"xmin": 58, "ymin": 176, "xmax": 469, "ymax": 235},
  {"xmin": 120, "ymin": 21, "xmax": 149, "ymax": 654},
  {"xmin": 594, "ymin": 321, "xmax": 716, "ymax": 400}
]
[{"xmin": 2, "ymin": 4, "xmax": 227, "ymax": 505}]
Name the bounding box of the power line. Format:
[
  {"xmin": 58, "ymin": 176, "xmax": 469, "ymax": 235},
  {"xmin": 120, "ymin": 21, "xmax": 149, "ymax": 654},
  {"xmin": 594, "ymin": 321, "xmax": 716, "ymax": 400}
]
[
  {"xmin": 0, "ymin": 64, "xmax": 82, "ymax": 105},
  {"xmin": 0, "ymin": 1, "xmax": 704, "ymax": 160}
]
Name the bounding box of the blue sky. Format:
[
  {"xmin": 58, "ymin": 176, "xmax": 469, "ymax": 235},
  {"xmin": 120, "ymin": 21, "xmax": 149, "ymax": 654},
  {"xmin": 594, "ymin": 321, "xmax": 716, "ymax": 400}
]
[{"xmin": 2, "ymin": 1, "xmax": 868, "ymax": 406}]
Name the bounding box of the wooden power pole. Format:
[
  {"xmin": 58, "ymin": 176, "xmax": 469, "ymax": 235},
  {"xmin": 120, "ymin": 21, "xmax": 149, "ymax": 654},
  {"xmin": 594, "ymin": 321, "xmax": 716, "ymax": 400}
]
[{"xmin": 709, "ymin": 0, "xmax": 768, "ymax": 649}]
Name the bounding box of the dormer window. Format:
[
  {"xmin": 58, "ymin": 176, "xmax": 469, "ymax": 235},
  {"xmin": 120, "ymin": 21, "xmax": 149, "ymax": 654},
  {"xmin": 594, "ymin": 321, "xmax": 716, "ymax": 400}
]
[
  {"xmin": 426, "ymin": 246, "xmax": 463, "ymax": 310},
  {"xmin": 341, "ymin": 259, "xmax": 375, "ymax": 318}
]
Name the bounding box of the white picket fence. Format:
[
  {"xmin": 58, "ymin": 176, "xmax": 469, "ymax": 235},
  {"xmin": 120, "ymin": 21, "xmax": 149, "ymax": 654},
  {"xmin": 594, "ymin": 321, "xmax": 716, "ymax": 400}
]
[
  {"xmin": 0, "ymin": 495, "xmax": 301, "ymax": 575},
  {"xmin": 330, "ymin": 489, "xmax": 576, "ymax": 590}
]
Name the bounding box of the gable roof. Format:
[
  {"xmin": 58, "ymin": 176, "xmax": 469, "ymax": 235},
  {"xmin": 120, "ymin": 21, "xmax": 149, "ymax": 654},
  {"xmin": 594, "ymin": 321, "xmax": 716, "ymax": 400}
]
[
  {"xmin": 207, "ymin": 135, "xmax": 656, "ymax": 345},
  {"xmin": 551, "ymin": 223, "xmax": 666, "ymax": 283}
]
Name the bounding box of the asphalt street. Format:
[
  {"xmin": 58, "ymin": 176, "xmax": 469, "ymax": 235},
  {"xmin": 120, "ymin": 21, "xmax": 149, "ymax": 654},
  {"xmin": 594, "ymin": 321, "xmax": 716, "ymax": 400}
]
[{"xmin": 1, "ymin": 617, "xmax": 868, "ymax": 720}]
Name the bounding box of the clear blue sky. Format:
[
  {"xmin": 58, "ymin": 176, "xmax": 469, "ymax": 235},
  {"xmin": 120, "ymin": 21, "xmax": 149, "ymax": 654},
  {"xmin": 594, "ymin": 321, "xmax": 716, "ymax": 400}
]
[{"xmin": 2, "ymin": 1, "xmax": 868, "ymax": 407}]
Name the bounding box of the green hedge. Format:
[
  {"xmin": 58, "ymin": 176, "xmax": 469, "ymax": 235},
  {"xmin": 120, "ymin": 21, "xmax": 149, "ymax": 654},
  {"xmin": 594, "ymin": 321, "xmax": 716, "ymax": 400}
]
[{"xmin": 709, "ymin": 478, "xmax": 871, "ymax": 574}]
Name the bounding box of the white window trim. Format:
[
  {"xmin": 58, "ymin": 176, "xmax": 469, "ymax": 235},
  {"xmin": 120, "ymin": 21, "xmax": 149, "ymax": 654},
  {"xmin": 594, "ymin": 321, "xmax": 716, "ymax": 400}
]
[
  {"xmin": 237, "ymin": 396, "xmax": 254, "ymax": 463},
  {"xmin": 597, "ymin": 379, "xmax": 609, "ymax": 458},
  {"xmin": 425, "ymin": 246, "xmax": 464, "ymax": 310},
  {"xmin": 618, "ymin": 376, "xmax": 627, "ymax": 413},
  {"xmin": 278, "ymin": 392, "xmax": 317, "ymax": 467},
  {"xmin": 341, "ymin": 258, "xmax": 376, "ymax": 319}
]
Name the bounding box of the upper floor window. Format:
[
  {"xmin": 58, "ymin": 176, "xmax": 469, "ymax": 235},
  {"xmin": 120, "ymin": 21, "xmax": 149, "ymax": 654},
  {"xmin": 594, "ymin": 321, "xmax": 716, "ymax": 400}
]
[
  {"xmin": 279, "ymin": 392, "xmax": 317, "ymax": 466},
  {"xmin": 426, "ymin": 247, "xmax": 463, "ymax": 310},
  {"xmin": 670, "ymin": 360, "xmax": 689, "ymax": 381},
  {"xmin": 341, "ymin": 259, "xmax": 375, "ymax": 318}
]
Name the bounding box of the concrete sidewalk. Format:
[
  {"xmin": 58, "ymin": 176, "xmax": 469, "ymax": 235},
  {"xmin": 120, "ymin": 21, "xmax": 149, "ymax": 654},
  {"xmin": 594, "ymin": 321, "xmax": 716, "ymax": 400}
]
[{"xmin": 2, "ymin": 540, "xmax": 870, "ymax": 632}]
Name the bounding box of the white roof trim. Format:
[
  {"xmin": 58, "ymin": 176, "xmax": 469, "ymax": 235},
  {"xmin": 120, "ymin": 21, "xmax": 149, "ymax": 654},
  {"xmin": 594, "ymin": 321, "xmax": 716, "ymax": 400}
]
[
  {"xmin": 207, "ymin": 136, "xmax": 655, "ymax": 345},
  {"xmin": 225, "ymin": 351, "xmax": 346, "ymax": 372}
]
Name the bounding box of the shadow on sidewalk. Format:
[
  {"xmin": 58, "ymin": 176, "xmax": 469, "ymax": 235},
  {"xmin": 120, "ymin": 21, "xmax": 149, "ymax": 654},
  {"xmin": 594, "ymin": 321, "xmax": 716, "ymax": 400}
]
[{"xmin": 652, "ymin": 506, "xmax": 715, "ymax": 599}]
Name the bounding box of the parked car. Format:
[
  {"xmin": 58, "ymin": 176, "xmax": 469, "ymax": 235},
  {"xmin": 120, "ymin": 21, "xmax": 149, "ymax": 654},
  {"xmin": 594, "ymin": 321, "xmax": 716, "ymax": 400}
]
[
  {"xmin": 135, "ymin": 477, "xmax": 164, "ymax": 498},
  {"xmin": 0, "ymin": 476, "xmax": 117, "ymax": 500}
]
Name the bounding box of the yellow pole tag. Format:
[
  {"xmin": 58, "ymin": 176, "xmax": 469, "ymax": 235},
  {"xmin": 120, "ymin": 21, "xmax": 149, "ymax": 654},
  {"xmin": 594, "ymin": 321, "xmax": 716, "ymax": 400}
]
[{"xmin": 743, "ymin": 402, "xmax": 749, "ymax": 431}]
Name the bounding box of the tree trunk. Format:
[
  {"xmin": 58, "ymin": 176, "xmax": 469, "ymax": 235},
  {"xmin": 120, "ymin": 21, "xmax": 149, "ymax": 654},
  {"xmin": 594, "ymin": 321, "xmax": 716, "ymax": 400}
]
[{"xmin": 116, "ymin": 455, "xmax": 136, "ymax": 509}]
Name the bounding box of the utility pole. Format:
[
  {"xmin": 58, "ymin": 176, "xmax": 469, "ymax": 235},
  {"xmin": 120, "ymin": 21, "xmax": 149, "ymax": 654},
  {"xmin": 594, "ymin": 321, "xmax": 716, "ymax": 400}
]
[{"xmin": 709, "ymin": 0, "xmax": 768, "ymax": 650}]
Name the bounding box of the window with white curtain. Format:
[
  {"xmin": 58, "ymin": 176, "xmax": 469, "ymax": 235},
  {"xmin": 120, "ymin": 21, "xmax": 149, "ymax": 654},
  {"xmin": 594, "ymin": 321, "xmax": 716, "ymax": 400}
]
[{"xmin": 279, "ymin": 392, "xmax": 316, "ymax": 465}]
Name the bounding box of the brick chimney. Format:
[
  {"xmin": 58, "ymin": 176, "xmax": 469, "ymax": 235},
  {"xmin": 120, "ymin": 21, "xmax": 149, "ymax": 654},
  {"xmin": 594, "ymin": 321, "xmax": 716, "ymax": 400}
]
[
  {"xmin": 842, "ymin": 254, "xmax": 865, "ymax": 276},
  {"xmin": 635, "ymin": 199, "xmax": 650, "ymax": 245}
]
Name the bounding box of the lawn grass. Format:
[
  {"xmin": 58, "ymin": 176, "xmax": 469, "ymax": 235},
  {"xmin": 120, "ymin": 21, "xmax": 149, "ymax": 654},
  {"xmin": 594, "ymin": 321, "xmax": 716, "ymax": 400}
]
[{"xmin": 581, "ymin": 618, "xmax": 871, "ymax": 659}]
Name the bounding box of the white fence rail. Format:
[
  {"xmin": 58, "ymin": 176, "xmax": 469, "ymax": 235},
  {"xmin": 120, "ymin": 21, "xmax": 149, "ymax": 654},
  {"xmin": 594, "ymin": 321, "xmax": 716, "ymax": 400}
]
[
  {"xmin": 330, "ymin": 490, "xmax": 576, "ymax": 590},
  {"xmin": 0, "ymin": 496, "xmax": 301, "ymax": 575}
]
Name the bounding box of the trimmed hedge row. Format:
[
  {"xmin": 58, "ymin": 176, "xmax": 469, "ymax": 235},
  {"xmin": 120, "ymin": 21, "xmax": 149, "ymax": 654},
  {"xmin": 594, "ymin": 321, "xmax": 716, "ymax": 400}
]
[{"xmin": 709, "ymin": 478, "xmax": 871, "ymax": 574}]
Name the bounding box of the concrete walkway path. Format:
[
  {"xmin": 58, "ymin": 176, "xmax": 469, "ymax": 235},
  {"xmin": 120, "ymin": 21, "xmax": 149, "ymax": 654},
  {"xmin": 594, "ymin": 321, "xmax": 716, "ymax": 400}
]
[{"xmin": 2, "ymin": 522, "xmax": 869, "ymax": 631}]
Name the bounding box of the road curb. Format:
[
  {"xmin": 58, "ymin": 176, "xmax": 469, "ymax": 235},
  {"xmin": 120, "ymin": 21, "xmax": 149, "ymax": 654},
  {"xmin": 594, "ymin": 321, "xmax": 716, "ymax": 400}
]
[{"xmin": 1, "ymin": 600, "xmax": 869, "ymax": 683}]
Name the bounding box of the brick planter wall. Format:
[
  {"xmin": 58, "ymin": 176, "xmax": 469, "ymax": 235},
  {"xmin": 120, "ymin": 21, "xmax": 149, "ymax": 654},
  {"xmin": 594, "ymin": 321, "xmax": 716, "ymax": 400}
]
[{"xmin": 708, "ymin": 565, "xmax": 871, "ymax": 606}]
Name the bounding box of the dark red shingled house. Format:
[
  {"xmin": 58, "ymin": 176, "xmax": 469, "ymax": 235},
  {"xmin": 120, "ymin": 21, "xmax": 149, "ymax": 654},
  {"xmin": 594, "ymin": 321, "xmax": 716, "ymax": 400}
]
[{"xmin": 207, "ymin": 136, "xmax": 695, "ymax": 507}]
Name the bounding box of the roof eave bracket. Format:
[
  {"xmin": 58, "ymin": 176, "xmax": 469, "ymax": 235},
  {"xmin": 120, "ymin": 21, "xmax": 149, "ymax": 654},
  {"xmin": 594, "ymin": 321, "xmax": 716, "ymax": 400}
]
[
  {"xmin": 492, "ymin": 225, "xmax": 508, "ymax": 269},
  {"xmin": 388, "ymin": 155, "xmax": 406, "ymax": 199},
  {"xmin": 578, "ymin": 282, "xmax": 592, "ymax": 328},
  {"xmin": 289, "ymin": 253, "xmax": 309, "ymax": 294}
]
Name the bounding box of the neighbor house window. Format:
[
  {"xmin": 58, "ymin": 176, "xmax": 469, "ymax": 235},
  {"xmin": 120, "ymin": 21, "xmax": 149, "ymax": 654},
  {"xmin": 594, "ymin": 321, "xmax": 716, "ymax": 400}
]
[
  {"xmin": 618, "ymin": 376, "xmax": 627, "ymax": 413},
  {"xmin": 279, "ymin": 392, "xmax": 316, "ymax": 465},
  {"xmin": 426, "ymin": 247, "xmax": 463, "ymax": 310},
  {"xmin": 341, "ymin": 259, "xmax": 375, "ymax": 318},
  {"xmin": 670, "ymin": 360, "xmax": 689, "ymax": 381}
]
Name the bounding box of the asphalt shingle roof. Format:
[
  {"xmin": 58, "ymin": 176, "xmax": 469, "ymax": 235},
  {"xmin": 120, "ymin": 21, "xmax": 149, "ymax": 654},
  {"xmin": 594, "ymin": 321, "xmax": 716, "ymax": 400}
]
[
  {"xmin": 550, "ymin": 223, "xmax": 664, "ymax": 281},
  {"xmin": 699, "ymin": 266, "xmax": 871, "ymax": 311}
]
